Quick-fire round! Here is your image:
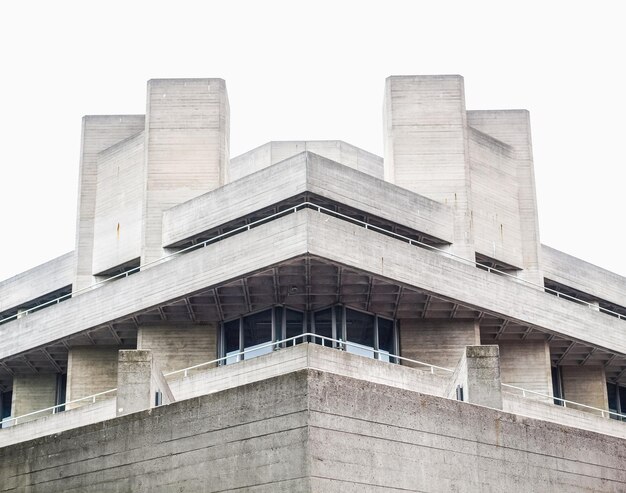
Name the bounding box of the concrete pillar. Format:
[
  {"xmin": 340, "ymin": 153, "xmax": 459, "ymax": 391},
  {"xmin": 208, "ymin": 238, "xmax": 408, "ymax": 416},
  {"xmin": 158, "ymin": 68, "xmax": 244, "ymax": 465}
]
[
  {"xmin": 560, "ymin": 365, "xmax": 608, "ymax": 416},
  {"xmin": 399, "ymin": 319, "xmax": 480, "ymax": 374},
  {"xmin": 73, "ymin": 115, "xmax": 146, "ymax": 291},
  {"xmin": 116, "ymin": 350, "xmax": 174, "ymax": 417},
  {"xmin": 383, "ymin": 75, "xmax": 474, "ymax": 259},
  {"xmin": 466, "ymin": 110, "xmax": 543, "ymax": 284},
  {"xmin": 10, "ymin": 374, "xmax": 58, "ymax": 423},
  {"xmin": 141, "ymin": 79, "xmax": 230, "ymax": 264},
  {"xmin": 66, "ymin": 347, "xmax": 118, "ymax": 409},
  {"xmin": 137, "ymin": 324, "xmax": 218, "ymax": 377},
  {"xmin": 498, "ymin": 340, "xmax": 553, "ymax": 400},
  {"xmin": 448, "ymin": 345, "xmax": 503, "ymax": 409}
]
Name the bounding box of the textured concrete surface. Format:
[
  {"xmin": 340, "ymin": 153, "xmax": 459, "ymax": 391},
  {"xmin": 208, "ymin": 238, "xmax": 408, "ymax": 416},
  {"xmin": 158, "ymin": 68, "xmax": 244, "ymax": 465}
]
[
  {"xmin": 498, "ymin": 339, "xmax": 553, "ymax": 398},
  {"xmin": 9, "ymin": 375, "xmax": 57, "ymax": 424},
  {"xmin": 142, "ymin": 78, "xmax": 230, "ymax": 264},
  {"xmin": 399, "ymin": 319, "xmax": 479, "ymax": 373},
  {"xmin": 561, "ymin": 365, "xmax": 609, "ymax": 414},
  {"xmin": 137, "ymin": 324, "xmax": 217, "ymax": 375},
  {"xmin": 229, "ymin": 140, "xmax": 383, "ymax": 181},
  {"xmin": 66, "ymin": 347, "xmax": 118, "ymax": 408},
  {"xmin": 0, "ymin": 252, "xmax": 73, "ymax": 314},
  {"xmin": 2, "ymin": 369, "xmax": 625, "ymax": 492},
  {"xmin": 73, "ymin": 115, "xmax": 146, "ymax": 290}
]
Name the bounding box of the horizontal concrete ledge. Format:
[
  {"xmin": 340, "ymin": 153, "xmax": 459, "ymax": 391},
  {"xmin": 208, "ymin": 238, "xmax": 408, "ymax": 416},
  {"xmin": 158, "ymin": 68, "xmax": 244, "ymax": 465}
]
[
  {"xmin": 1, "ymin": 368, "xmax": 625, "ymax": 491},
  {"xmin": 162, "ymin": 150, "xmax": 454, "ymax": 248},
  {"xmin": 3, "ymin": 209, "xmax": 626, "ymax": 363}
]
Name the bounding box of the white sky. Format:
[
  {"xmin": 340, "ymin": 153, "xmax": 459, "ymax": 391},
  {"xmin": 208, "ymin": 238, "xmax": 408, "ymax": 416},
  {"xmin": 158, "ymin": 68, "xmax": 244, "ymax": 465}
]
[{"xmin": 1, "ymin": 0, "xmax": 625, "ymax": 282}]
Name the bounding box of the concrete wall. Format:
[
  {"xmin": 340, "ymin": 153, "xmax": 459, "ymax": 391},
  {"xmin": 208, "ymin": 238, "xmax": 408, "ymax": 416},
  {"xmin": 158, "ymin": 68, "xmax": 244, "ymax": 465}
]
[
  {"xmin": 92, "ymin": 132, "xmax": 144, "ymax": 275},
  {"xmin": 498, "ymin": 339, "xmax": 553, "ymax": 398},
  {"xmin": 468, "ymin": 127, "xmax": 524, "ymax": 268},
  {"xmin": 2, "ymin": 370, "xmax": 625, "ymax": 492},
  {"xmin": 73, "ymin": 115, "xmax": 146, "ymax": 290},
  {"xmin": 5, "ymin": 209, "xmax": 626, "ymax": 369},
  {"xmin": 468, "ymin": 110, "xmax": 543, "ymax": 283},
  {"xmin": 384, "ymin": 75, "xmax": 474, "ymax": 259},
  {"xmin": 561, "ymin": 365, "xmax": 609, "ymax": 414},
  {"xmin": 229, "ymin": 140, "xmax": 383, "ymax": 182},
  {"xmin": 66, "ymin": 347, "xmax": 118, "ymax": 408},
  {"xmin": 137, "ymin": 324, "xmax": 217, "ymax": 375},
  {"xmin": 10, "ymin": 374, "xmax": 57, "ymax": 423},
  {"xmin": 0, "ymin": 252, "xmax": 73, "ymax": 314},
  {"xmin": 399, "ymin": 319, "xmax": 480, "ymax": 373},
  {"xmin": 163, "ymin": 151, "xmax": 454, "ymax": 248},
  {"xmin": 543, "ymin": 244, "xmax": 626, "ymax": 308},
  {"xmin": 142, "ymin": 78, "xmax": 229, "ymax": 264}
]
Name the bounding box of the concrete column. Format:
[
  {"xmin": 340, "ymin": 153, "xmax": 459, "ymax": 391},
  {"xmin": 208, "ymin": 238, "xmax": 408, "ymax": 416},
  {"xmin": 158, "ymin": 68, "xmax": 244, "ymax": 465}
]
[
  {"xmin": 498, "ymin": 340, "xmax": 553, "ymax": 400},
  {"xmin": 399, "ymin": 319, "xmax": 480, "ymax": 374},
  {"xmin": 448, "ymin": 345, "xmax": 503, "ymax": 409},
  {"xmin": 141, "ymin": 79, "xmax": 230, "ymax": 264},
  {"xmin": 66, "ymin": 347, "xmax": 118, "ymax": 409},
  {"xmin": 137, "ymin": 324, "xmax": 218, "ymax": 377},
  {"xmin": 116, "ymin": 350, "xmax": 174, "ymax": 417},
  {"xmin": 116, "ymin": 350, "xmax": 152, "ymax": 417},
  {"xmin": 10, "ymin": 374, "xmax": 58, "ymax": 423},
  {"xmin": 73, "ymin": 115, "xmax": 146, "ymax": 291},
  {"xmin": 467, "ymin": 110, "xmax": 543, "ymax": 284},
  {"xmin": 561, "ymin": 365, "xmax": 608, "ymax": 416},
  {"xmin": 383, "ymin": 75, "xmax": 474, "ymax": 259}
]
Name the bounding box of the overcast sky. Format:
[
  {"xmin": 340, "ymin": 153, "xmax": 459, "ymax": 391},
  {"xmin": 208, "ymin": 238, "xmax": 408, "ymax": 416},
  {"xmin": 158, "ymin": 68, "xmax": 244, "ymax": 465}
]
[{"xmin": 1, "ymin": 0, "xmax": 625, "ymax": 282}]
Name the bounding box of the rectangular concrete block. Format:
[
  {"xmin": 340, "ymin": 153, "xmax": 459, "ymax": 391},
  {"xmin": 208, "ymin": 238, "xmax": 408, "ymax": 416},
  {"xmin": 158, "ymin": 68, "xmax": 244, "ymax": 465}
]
[
  {"xmin": 448, "ymin": 345, "xmax": 503, "ymax": 409},
  {"xmin": 66, "ymin": 346, "xmax": 118, "ymax": 409},
  {"xmin": 10, "ymin": 374, "xmax": 58, "ymax": 424}
]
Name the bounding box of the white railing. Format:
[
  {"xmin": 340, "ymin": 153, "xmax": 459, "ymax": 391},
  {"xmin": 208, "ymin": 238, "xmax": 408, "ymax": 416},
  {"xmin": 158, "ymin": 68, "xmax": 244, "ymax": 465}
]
[
  {"xmin": 3, "ymin": 336, "xmax": 625, "ymax": 429},
  {"xmin": 2, "ymin": 201, "xmax": 626, "ymax": 325},
  {"xmin": 0, "ymin": 334, "xmax": 448, "ymax": 428},
  {"xmin": 502, "ymin": 383, "xmax": 626, "ymax": 420},
  {"xmin": 0, "ymin": 388, "xmax": 116, "ymax": 427}
]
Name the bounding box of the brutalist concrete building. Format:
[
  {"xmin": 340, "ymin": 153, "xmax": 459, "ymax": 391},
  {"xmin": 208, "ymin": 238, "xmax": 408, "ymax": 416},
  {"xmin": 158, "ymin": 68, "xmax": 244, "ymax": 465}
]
[{"xmin": 1, "ymin": 76, "xmax": 625, "ymax": 491}]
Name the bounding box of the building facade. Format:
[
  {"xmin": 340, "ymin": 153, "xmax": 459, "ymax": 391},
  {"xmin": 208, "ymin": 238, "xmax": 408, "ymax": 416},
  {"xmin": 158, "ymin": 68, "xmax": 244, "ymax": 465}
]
[{"xmin": 0, "ymin": 76, "xmax": 625, "ymax": 491}]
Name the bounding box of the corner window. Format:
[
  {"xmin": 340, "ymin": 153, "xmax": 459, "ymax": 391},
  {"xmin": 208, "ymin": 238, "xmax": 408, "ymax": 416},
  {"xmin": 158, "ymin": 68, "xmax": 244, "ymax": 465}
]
[{"xmin": 219, "ymin": 305, "xmax": 397, "ymax": 364}]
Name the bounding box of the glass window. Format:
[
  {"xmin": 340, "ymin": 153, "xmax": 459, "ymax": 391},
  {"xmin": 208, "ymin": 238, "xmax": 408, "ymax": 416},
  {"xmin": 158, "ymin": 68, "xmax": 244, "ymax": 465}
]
[
  {"xmin": 286, "ymin": 309, "xmax": 305, "ymax": 344},
  {"xmin": 619, "ymin": 385, "xmax": 626, "ymax": 421},
  {"xmin": 224, "ymin": 319, "xmax": 240, "ymax": 364},
  {"xmin": 345, "ymin": 308, "xmax": 375, "ymax": 358},
  {"xmin": 377, "ymin": 317, "xmax": 395, "ymax": 362},
  {"xmin": 314, "ymin": 308, "xmax": 333, "ymax": 347},
  {"xmin": 608, "ymin": 382, "xmax": 618, "ymax": 419},
  {"xmin": 243, "ymin": 309, "xmax": 273, "ymax": 359}
]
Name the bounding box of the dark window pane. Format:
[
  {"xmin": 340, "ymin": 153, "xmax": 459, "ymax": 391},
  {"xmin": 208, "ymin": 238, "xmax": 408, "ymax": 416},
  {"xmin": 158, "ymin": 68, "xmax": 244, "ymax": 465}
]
[
  {"xmin": 286, "ymin": 309, "xmax": 304, "ymax": 344},
  {"xmin": 224, "ymin": 319, "xmax": 240, "ymax": 364},
  {"xmin": 378, "ymin": 317, "xmax": 394, "ymax": 362},
  {"xmin": 551, "ymin": 366, "xmax": 563, "ymax": 405},
  {"xmin": 346, "ymin": 308, "xmax": 375, "ymax": 358},
  {"xmin": 619, "ymin": 386, "xmax": 626, "ymax": 421},
  {"xmin": 314, "ymin": 308, "xmax": 333, "ymax": 347},
  {"xmin": 243, "ymin": 309, "xmax": 273, "ymax": 359},
  {"xmin": 608, "ymin": 382, "xmax": 618, "ymax": 419}
]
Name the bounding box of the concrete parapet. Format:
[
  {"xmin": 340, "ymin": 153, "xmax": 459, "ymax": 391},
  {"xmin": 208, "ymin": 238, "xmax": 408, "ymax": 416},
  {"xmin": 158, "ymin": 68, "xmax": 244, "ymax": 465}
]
[
  {"xmin": 447, "ymin": 345, "xmax": 503, "ymax": 409},
  {"xmin": 2, "ymin": 369, "xmax": 625, "ymax": 491}
]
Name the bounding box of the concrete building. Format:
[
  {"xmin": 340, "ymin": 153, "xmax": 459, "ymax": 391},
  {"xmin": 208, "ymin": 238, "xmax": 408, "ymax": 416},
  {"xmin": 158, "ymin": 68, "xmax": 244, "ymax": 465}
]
[{"xmin": 1, "ymin": 76, "xmax": 626, "ymax": 491}]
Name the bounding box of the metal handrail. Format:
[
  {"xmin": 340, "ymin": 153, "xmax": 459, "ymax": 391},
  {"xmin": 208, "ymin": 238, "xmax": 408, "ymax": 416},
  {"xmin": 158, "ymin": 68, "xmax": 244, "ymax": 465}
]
[
  {"xmin": 0, "ymin": 334, "xmax": 448, "ymax": 427},
  {"xmin": 2, "ymin": 335, "xmax": 625, "ymax": 427},
  {"xmin": 0, "ymin": 388, "xmax": 116, "ymax": 427},
  {"xmin": 163, "ymin": 332, "xmax": 454, "ymax": 378},
  {"xmin": 2, "ymin": 201, "xmax": 626, "ymax": 326},
  {"xmin": 502, "ymin": 383, "xmax": 626, "ymax": 420}
]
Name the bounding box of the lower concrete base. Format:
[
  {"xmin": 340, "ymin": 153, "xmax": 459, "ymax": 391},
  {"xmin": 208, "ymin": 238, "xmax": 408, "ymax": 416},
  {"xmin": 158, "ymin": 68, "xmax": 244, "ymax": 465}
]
[{"xmin": 1, "ymin": 369, "xmax": 625, "ymax": 492}]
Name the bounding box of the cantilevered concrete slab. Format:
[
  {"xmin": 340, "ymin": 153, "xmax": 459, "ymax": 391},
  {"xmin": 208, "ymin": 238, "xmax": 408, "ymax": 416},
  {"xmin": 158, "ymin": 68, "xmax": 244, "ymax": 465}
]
[{"xmin": 2, "ymin": 209, "xmax": 626, "ymax": 381}]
